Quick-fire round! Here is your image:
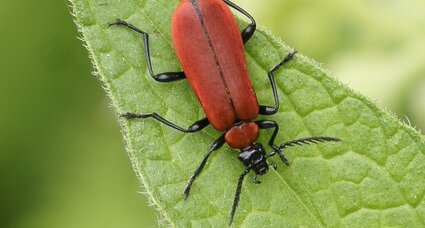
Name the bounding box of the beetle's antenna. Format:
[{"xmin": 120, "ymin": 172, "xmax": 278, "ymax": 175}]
[
  {"xmin": 279, "ymin": 137, "xmax": 341, "ymax": 149},
  {"xmin": 266, "ymin": 137, "xmax": 341, "ymax": 164},
  {"xmin": 229, "ymin": 167, "xmax": 251, "ymax": 226}
]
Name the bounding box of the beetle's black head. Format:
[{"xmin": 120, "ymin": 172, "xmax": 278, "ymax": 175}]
[{"xmin": 238, "ymin": 143, "xmax": 269, "ymax": 175}]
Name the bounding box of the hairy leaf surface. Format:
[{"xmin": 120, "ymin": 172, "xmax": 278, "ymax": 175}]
[{"xmin": 70, "ymin": 0, "xmax": 425, "ymax": 227}]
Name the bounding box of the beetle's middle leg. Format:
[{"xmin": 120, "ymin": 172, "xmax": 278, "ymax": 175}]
[
  {"xmin": 121, "ymin": 112, "xmax": 209, "ymax": 133},
  {"xmin": 109, "ymin": 19, "xmax": 186, "ymax": 82},
  {"xmin": 259, "ymin": 51, "xmax": 297, "ymax": 116}
]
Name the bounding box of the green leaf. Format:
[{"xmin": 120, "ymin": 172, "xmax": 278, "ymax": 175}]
[{"xmin": 70, "ymin": 0, "xmax": 425, "ymax": 227}]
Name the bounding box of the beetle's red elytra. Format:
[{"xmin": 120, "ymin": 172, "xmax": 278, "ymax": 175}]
[
  {"xmin": 172, "ymin": 0, "xmax": 258, "ymax": 132},
  {"xmin": 110, "ymin": 0, "xmax": 341, "ymax": 225}
]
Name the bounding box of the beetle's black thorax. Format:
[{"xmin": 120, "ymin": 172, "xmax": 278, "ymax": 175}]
[{"xmin": 238, "ymin": 143, "xmax": 268, "ymax": 175}]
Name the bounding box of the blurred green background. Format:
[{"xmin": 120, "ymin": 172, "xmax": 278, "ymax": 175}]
[{"xmin": 0, "ymin": 0, "xmax": 424, "ymax": 227}]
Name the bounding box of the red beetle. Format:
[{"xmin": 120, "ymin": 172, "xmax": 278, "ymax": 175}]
[{"xmin": 110, "ymin": 0, "xmax": 340, "ymax": 224}]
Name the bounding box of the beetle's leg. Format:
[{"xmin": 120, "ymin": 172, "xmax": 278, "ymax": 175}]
[
  {"xmin": 183, "ymin": 134, "xmax": 225, "ymax": 199},
  {"xmin": 109, "ymin": 19, "xmax": 185, "ymax": 82},
  {"xmin": 121, "ymin": 112, "xmax": 209, "ymax": 133},
  {"xmin": 256, "ymin": 120, "xmax": 279, "ymax": 148},
  {"xmin": 253, "ymin": 175, "xmax": 261, "ymax": 184},
  {"xmin": 229, "ymin": 167, "xmax": 251, "ymax": 226},
  {"xmin": 259, "ymin": 51, "xmax": 297, "ymax": 116},
  {"xmin": 268, "ymin": 162, "xmax": 277, "ymax": 170},
  {"xmin": 256, "ymin": 120, "xmax": 289, "ymax": 165},
  {"xmin": 224, "ymin": 0, "xmax": 256, "ymax": 44}
]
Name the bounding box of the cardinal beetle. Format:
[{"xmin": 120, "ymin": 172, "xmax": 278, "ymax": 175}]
[{"xmin": 110, "ymin": 0, "xmax": 340, "ymax": 225}]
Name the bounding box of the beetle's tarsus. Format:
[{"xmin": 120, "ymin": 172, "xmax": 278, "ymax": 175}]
[
  {"xmin": 109, "ymin": 19, "xmax": 127, "ymax": 27},
  {"xmin": 120, "ymin": 112, "xmax": 147, "ymax": 119},
  {"xmin": 269, "ymin": 162, "xmax": 277, "ymax": 170},
  {"xmin": 253, "ymin": 175, "xmax": 261, "ymax": 184},
  {"xmin": 279, "ymin": 153, "xmax": 290, "ymax": 166}
]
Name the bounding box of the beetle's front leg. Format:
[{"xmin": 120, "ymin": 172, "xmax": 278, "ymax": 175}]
[{"xmin": 256, "ymin": 120, "xmax": 289, "ymax": 165}]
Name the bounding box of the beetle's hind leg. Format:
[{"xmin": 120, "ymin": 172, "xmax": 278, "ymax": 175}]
[
  {"xmin": 121, "ymin": 112, "xmax": 209, "ymax": 133},
  {"xmin": 224, "ymin": 0, "xmax": 256, "ymax": 44},
  {"xmin": 259, "ymin": 51, "xmax": 297, "ymax": 116},
  {"xmin": 109, "ymin": 19, "xmax": 186, "ymax": 82}
]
